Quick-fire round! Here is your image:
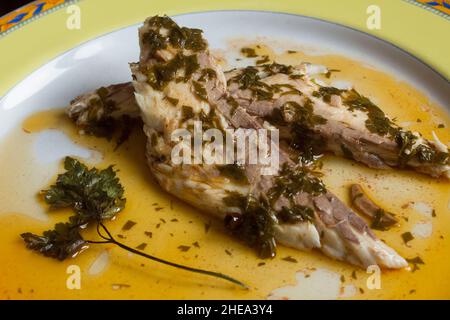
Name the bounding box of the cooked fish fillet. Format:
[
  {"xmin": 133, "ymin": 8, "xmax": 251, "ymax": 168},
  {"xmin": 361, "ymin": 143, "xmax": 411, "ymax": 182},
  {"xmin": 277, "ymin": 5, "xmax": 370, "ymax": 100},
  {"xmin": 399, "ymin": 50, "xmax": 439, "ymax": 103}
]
[
  {"xmin": 350, "ymin": 184, "xmax": 397, "ymax": 230},
  {"xmin": 68, "ymin": 63, "xmax": 449, "ymax": 179},
  {"xmin": 120, "ymin": 16, "xmax": 406, "ymax": 269},
  {"xmin": 68, "ymin": 82, "xmax": 140, "ymax": 134},
  {"xmin": 225, "ymin": 65, "xmax": 449, "ymax": 178}
]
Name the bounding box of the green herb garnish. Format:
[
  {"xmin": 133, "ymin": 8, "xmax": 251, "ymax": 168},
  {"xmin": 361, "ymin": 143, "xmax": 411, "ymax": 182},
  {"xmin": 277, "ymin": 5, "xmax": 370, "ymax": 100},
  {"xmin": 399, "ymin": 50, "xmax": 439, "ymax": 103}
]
[
  {"xmin": 268, "ymin": 162, "xmax": 326, "ymax": 201},
  {"xmin": 240, "ymin": 47, "xmax": 257, "ymax": 58},
  {"xmin": 218, "ymin": 164, "xmax": 249, "ymax": 184},
  {"xmin": 277, "ymin": 205, "xmax": 314, "ymax": 224},
  {"xmin": 395, "ymin": 130, "xmax": 449, "ymax": 166},
  {"xmin": 228, "ymin": 66, "xmax": 273, "ymax": 101},
  {"xmin": 42, "ymin": 156, "xmax": 126, "ymax": 222},
  {"xmin": 371, "ymin": 209, "xmax": 397, "ymax": 231},
  {"xmin": 224, "ymin": 196, "xmax": 277, "ymax": 259},
  {"xmin": 401, "ymin": 232, "xmax": 414, "ymax": 245},
  {"xmin": 146, "ymin": 16, "xmax": 207, "ymax": 52},
  {"xmin": 344, "ymin": 89, "xmax": 397, "ymax": 137},
  {"xmin": 406, "ymin": 256, "xmax": 424, "ymax": 272},
  {"xmin": 21, "ymin": 157, "xmax": 247, "ymax": 289},
  {"xmin": 312, "ymin": 86, "xmax": 343, "ymax": 103},
  {"xmin": 146, "ymin": 53, "xmax": 200, "ymax": 90}
]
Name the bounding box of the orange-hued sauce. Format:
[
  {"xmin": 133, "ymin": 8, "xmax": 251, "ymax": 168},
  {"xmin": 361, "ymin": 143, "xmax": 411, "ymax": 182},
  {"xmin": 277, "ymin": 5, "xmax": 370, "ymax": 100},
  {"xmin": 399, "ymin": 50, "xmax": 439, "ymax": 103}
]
[{"xmin": 0, "ymin": 44, "xmax": 449, "ymax": 299}]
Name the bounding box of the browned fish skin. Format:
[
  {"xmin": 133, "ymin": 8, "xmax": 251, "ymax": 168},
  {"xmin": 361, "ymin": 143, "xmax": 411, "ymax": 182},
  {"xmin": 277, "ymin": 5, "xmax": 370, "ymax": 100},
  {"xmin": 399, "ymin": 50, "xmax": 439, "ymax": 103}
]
[{"xmin": 350, "ymin": 184, "xmax": 398, "ymax": 230}]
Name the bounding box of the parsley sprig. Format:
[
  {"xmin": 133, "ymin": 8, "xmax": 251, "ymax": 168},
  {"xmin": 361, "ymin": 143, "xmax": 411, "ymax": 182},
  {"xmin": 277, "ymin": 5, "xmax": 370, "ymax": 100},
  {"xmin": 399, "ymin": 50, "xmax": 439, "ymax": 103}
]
[{"xmin": 21, "ymin": 157, "xmax": 247, "ymax": 289}]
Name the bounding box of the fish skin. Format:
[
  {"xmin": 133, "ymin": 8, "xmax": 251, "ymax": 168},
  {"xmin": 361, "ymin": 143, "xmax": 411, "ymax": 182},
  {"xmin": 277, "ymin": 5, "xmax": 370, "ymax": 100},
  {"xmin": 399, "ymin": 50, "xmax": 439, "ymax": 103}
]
[{"xmin": 350, "ymin": 184, "xmax": 398, "ymax": 229}]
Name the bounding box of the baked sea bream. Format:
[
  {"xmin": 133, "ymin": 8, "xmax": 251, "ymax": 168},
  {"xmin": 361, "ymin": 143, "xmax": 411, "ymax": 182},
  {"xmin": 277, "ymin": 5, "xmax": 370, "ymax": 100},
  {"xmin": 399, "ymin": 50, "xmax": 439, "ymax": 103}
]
[{"xmin": 65, "ymin": 16, "xmax": 438, "ymax": 269}]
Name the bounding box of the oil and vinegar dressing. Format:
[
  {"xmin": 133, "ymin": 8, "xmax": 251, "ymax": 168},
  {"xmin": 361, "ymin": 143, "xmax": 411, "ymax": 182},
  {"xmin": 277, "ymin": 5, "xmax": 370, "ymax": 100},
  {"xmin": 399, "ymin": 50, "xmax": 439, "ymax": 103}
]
[{"xmin": 0, "ymin": 43, "xmax": 449, "ymax": 299}]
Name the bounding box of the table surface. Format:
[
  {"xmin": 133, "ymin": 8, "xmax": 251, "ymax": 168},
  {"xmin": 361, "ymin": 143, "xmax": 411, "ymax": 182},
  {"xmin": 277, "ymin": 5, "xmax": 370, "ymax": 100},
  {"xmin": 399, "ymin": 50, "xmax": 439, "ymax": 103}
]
[{"xmin": 0, "ymin": 0, "xmax": 34, "ymax": 17}]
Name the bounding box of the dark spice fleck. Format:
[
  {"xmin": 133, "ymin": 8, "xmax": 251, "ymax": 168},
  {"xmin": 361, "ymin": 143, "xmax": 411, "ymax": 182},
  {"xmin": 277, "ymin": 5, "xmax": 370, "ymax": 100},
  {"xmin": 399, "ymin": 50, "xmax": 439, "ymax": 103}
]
[
  {"xmin": 165, "ymin": 96, "xmax": 179, "ymax": 106},
  {"xmin": 325, "ymin": 69, "xmax": 340, "ymax": 79},
  {"xmin": 406, "ymin": 256, "xmax": 424, "ymax": 272},
  {"xmin": 204, "ymin": 221, "xmax": 211, "ymax": 233},
  {"xmin": 192, "ymin": 81, "xmax": 208, "ymax": 101},
  {"xmin": 282, "ymin": 256, "xmax": 297, "ymax": 263},
  {"xmin": 181, "ymin": 105, "xmax": 195, "ymax": 121},
  {"xmin": 144, "ymin": 231, "xmax": 152, "ymax": 238},
  {"xmin": 401, "ymin": 232, "xmax": 414, "ymax": 245},
  {"xmin": 136, "ymin": 243, "xmax": 147, "ymax": 250},
  {"xmin": 178, "ymin": 245, "xmax": 190, "ymax": 252},
  {"xmin": 122, "ymin": 220, "xmax": 136, "ymax": 231},
  {"xmin": 256, "ymin": 55, "xmax": 270, "ymax": 65}
]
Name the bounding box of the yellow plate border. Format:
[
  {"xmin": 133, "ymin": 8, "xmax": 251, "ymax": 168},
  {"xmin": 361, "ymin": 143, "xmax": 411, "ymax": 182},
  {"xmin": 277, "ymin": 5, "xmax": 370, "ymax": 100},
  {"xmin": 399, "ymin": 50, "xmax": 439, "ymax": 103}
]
[{"xmin": 0, "ymin": 0, "xmax": 449, "ymax": 99}]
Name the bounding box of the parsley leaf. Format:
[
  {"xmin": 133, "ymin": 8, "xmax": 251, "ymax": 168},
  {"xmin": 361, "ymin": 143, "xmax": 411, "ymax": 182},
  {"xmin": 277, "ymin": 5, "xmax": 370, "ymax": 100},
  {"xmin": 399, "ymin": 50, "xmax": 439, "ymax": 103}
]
[
  {"xmin": 21, "ymin": 222, "xmax": 87, "ymax": 261},
  {"xmin": 21, "ymin": 157, "xmax": 125, "ymax": 259},
  {"xmin": 43, "ymin": 157, "xmax": 125, "ymax": 222}
]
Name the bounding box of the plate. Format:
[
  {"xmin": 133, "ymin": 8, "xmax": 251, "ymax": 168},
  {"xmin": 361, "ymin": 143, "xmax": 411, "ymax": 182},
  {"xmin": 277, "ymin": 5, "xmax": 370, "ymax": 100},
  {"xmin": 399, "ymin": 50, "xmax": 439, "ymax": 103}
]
[{"xmin": 0, "ymin": 9, "xmax": 449, "ymax": 300}]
